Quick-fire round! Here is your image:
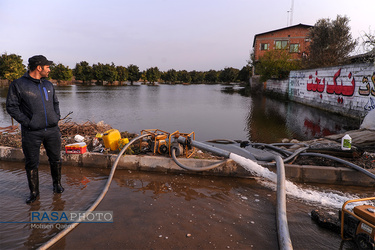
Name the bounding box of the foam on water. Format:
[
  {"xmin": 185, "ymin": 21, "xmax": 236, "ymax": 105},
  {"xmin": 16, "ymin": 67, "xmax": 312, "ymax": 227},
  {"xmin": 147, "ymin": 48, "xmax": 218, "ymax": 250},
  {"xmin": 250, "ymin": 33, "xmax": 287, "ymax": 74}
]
[{"xmin": 230, "ymin": 153, "xmax": 361, "ymax": 209}]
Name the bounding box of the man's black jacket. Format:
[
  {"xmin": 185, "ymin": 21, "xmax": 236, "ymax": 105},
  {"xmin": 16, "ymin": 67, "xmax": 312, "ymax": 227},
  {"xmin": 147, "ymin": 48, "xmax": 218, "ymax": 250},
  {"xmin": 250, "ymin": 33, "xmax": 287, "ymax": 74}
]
[{"xmin": 6, "ymin": 72, "xmax": 60, "ymax": 131}]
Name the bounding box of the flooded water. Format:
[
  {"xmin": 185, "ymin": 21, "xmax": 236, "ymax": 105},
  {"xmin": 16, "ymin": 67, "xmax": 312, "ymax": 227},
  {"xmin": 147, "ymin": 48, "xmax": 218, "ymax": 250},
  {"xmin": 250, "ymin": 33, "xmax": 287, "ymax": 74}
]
[
  {"xmin": 0, "ymin": 84, "xmax": 359, "ymax": 142},
  {"xmin": 1, "ymin": 161, "xmax": 374, "ymax": 250},
  {"xmin": 0, "ymin": 84, "xmax": 370, "ymax": 249}
]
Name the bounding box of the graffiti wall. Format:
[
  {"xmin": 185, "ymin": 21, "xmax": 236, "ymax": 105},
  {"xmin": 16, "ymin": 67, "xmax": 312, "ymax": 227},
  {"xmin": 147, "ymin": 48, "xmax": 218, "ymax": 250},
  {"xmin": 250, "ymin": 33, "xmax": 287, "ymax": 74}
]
[{"xmin": 288, "ymin": 63, "xmax": 375, "ymax": 118}]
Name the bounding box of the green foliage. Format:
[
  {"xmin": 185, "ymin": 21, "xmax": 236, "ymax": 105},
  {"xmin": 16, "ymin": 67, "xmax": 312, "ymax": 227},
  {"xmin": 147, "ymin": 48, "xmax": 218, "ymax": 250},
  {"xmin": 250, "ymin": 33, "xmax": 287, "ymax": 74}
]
[
  {"xmin": 219, "ymin": 67, "xmax": 239, "ymax": 83},
  {"xmin": 256, "ymin": 50, "xmax": 300, "ymax": 82},
  {"xmin": 204, "ymin": 70, "xmax": 218, "ymax": 83},
  {"xmin": 177, "ymin": 70, "xmax": 191, "ymax": 83},
  {"xmin": 162, "ymin": 69, "xmax": 177, "ymax": 84},
  {"xmin": 305, "ymin": 15, "xmax": 357, "ymax": 68},
  {"xmin": 0, "ymin": 53, "xmax": 26, "ymax": 81},
  {"xmin": 73, "ymin": 61, "xmax": 93, "ymax": 84},
  {"xmin": 116, "ymin": 66, "xmax": 128, "ymax": 83},
  {"xmin": 92, "ymin": 63, "xmax": 118, "ymax": 84},
  {"xmin": 145, "ymin": 67, "xmax": 161, "ymax": 84},
  {"xmin": 1, "ymin": 53, "xmax": 251, "ymax": 86},
  {"xmin": 189, "ymin": 70, "xmax": 205, "ymax": 84},
  {"xmin": 50, "ymin": 63, "xmax": 73, "ymax": 82},
  {"xmin": 237, "ymin": 65, "xmax": 252, "ymax": 83},
  {"xmin": 127, "ymin": 64, "xmax": 140, "ymax": 85}
]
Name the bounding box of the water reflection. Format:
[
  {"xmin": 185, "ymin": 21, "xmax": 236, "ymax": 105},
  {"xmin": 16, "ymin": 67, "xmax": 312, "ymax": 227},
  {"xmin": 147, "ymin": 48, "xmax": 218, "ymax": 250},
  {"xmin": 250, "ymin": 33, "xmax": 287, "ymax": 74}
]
[
  {"xmin": 0, "ymin": 84, "xmax": 359, "ymax": 143},
  {"xmin": 113, "ymin": 171, "xmax": 233, "ymax": 201},
  {"xmin": 1, "ymin": 161, "xmax": 374, "ymax": 249},
  {"xmin": 245, "ymin": 94, "xmax": 358, "ymax": 143},
  {"xmin": 0, "ymin": 162, "xmax": 108, "ymax": 249}
]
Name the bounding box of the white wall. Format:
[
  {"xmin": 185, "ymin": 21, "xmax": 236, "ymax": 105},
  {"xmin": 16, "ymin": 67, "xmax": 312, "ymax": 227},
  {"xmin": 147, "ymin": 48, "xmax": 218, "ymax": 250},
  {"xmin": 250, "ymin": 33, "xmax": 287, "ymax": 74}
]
[
  {"xmin": 264, "ymin": 79, "xmax": 289, "ymax": 98},
  {"xmin": 288, "ymin": 63, "xmax": 375, "ymax": 119}
]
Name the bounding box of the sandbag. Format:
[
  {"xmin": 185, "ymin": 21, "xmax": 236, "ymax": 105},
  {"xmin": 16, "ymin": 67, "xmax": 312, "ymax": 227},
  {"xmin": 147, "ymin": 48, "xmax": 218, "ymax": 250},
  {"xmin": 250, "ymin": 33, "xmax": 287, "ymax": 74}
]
[{"xmin": 360, "ymin": 109, "xmax": 375, "ymax": 130}]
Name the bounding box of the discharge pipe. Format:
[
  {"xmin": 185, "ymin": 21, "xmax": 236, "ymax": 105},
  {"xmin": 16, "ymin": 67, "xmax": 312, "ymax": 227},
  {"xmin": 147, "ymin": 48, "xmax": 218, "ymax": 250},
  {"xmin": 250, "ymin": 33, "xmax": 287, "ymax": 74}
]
[
  {"xmin": 175, "ymin": 136, "xmax": 293, "ymax": 250},
  {"xmin": 249, "ymin": 142, "xmax": 375, "ymax": 181}
]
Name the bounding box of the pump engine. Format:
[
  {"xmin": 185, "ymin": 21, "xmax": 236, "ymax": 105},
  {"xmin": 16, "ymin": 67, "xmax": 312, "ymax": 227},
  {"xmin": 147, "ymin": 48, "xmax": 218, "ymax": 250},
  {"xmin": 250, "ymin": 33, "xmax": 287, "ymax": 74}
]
[{"xmin": 341, "ymin": 198, "xmax": 375, "ymax": 250}]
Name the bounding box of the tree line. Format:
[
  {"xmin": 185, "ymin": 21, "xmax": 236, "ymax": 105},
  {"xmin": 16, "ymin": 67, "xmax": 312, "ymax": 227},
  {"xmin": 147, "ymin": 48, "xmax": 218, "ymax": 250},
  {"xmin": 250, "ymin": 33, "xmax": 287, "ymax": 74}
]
[{"xmin": 0, "ymin": 53, "xmax": 252, "ymax": 85}]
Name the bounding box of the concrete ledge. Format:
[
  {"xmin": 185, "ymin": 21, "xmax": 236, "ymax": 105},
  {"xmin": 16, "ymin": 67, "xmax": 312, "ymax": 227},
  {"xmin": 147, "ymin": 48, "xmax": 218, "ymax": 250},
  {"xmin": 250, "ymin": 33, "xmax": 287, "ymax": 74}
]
[{"xmin": 0, "ymin": 146, "xmax": 374, "ymax": 186}]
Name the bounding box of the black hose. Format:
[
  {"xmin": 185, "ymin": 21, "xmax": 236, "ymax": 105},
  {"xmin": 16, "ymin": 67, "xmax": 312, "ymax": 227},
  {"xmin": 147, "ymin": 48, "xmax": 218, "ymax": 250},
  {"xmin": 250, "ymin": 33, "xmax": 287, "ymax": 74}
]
[
  {"xmin": 251, "ymin": 143, "xmax": 375, "ymax": 181},
  {"xmin": 249, "ymin": 143, "xmax": 292, "ymax": 157},
  {"xmin": 171, "ymin": 147, "xmax": 227, "ymax": 171},
  {"xmin": 300, "ymin": 152, "xmax": 375, "ymax": 180}
]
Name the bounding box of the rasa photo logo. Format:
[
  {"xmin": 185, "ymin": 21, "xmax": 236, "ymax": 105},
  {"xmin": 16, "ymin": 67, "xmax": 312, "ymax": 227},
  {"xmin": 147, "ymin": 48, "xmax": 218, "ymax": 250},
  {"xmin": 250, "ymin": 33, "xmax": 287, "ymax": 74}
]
[{"xmin": 30, "ymin": 211, "xmax": 113, "ymax": 223}]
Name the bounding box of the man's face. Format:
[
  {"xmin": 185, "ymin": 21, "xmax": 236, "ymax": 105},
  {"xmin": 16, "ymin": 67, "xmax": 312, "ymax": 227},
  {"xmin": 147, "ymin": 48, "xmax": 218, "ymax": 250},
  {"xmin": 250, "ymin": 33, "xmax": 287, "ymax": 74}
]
[{"xmin": 39, "ymin": 65, "xmax": 51, "ymax": 78}]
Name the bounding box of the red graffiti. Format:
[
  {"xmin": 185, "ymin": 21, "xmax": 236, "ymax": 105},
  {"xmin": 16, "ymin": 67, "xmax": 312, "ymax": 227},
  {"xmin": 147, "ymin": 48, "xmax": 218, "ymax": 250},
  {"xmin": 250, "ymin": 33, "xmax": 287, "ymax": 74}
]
[
  {"xmin": 307, "ymin": 71, "xmax": 325, "ymax": 93},
  {"xmin": 318, "ymin": 78, "xmax": 325, "ymax": 92},
  {"xmin": 326, "ymin": 68, "xmax": 355, "ymax": 96},
  {"xmin": 304, "ymin": 119, "xmax": 334, "ymax": 137}
]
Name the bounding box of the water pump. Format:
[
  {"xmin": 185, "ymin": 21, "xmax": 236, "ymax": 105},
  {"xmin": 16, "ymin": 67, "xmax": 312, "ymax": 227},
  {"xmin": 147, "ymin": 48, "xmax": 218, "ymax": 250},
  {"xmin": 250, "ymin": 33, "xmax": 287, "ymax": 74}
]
[{"xmin": 341, "ymin": 197, "xmax": 375, "ymax": 250}]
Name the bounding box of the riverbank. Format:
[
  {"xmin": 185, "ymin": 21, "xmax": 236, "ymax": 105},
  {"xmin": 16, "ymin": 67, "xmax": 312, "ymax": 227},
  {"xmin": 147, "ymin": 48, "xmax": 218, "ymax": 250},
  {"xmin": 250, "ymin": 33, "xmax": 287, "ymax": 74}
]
[{"xmin": 0, "ymin": 127, "xmax": 374, "ymax": 186}]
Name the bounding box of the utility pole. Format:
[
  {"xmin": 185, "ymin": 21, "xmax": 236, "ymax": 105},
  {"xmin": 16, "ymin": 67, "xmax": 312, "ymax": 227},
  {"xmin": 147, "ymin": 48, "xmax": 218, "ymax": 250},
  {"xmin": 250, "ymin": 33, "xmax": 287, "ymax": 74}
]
[{"xmin": 289, "ymin": 0, "xmax": 294, "ymax": 26}]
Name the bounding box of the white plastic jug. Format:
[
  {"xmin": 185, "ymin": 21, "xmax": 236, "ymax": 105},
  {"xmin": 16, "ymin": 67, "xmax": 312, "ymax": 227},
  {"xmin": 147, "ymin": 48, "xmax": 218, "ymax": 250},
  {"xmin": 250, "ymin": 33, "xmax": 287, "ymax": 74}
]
[{"xmin": 341, "ymin": 134, "xmax": 352, "ymax": 150}]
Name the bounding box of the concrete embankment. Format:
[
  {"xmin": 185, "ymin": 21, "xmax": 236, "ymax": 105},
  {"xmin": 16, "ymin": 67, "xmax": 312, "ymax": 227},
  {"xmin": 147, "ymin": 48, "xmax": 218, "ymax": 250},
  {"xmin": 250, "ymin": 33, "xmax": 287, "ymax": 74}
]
[{"xmin": 1, "ymin": 146, "xmax": 374, "ymax": 187}]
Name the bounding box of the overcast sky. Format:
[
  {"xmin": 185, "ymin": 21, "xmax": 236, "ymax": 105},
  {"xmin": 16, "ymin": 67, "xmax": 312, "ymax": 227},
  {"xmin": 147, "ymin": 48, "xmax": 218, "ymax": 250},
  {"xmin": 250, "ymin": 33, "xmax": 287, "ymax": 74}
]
[{"xmin": 1, "ymin": 0, "xmax": 373, "ymax": 71}]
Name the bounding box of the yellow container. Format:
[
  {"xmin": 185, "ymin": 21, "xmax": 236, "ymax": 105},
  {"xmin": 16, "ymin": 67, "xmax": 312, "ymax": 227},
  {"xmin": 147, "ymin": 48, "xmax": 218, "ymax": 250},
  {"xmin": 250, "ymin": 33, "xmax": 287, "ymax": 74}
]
[
  {"xmin": 118, "ymin": 138, "xmax": 129, "ymax": 150},
  {"xmin": 103, "ymin": 129, "xmax": 121, "ymax": 151}
]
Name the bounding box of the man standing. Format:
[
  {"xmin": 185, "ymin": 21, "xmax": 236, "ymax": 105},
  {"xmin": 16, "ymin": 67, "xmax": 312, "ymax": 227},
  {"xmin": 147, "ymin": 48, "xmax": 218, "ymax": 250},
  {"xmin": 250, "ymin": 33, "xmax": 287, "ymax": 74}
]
[{"xmin": 6, "ymin": 55, "xmax": 64, "ymax": 204}]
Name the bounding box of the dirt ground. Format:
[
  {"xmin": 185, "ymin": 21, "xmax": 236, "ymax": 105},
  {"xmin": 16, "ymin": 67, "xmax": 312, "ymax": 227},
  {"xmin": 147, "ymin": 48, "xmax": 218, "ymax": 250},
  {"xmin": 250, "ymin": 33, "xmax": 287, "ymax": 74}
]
[{"xmin": 0, "ymin": 121, "xmax": 374, "ymax": 170}]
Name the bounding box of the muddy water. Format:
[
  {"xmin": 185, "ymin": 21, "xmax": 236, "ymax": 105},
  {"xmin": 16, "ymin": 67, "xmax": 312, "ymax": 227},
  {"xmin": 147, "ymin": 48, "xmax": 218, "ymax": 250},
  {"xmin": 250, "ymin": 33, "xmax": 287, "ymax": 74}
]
[
  {"xmin": 1, "ymin": 161, "xmax": 374, "ymax": 249},
  {"xmin": 0, "ymin": 84, "xmax": 360, "ymax": 143}
]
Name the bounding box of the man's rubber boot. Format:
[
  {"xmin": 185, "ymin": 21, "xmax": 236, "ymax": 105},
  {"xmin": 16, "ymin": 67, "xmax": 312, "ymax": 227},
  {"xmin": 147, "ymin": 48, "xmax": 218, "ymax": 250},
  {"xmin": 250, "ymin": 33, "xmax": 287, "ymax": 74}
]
[
  {"xmin": 26, "ymin": 168, "xmax": 39, "ymax": 204},
  {"xmin": 50, "ymin": 162, "xmax": 64, "ymax": 193}
]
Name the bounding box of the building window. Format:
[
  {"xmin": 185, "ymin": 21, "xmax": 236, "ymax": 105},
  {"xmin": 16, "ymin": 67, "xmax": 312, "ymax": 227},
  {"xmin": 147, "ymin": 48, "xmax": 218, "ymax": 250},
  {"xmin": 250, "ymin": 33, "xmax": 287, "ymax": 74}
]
[
  {"xmin": 260, "ymin": 43, "xmax": 269, "ymax": 50},
  {"xmin": 289, "ymin": 44, "xmax": 299, "ymax": 53},
  {"xmin": 275, "ymin": 40, "xmax": 288, "ymax": 50}
]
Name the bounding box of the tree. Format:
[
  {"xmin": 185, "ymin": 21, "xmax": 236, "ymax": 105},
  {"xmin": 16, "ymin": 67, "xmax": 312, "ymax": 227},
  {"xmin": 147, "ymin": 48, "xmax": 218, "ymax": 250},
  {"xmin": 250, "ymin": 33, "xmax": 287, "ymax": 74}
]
[
  {"xmin": 145, "ymin": 67, "xmax": 161, "ymax": 85},
  {"xmin": 189, "ymin": 70, "xmax": 205, "ymax": 84},
  {"xmin": 363, "ymin": 30, "xmax": 375, "ymax": 51},
  {"xmin": 50, "ymin": 63, "xmax": 73, "ymax": 83},
  {"xmin": 237, "ymin": 65, "xmax": 252, "ymax": 83},
  {"xmin": 162, "ymin": 69, "xmax": 177, "ymax": 84},
  {"xmin": 92, "ymin": 63, "xmax": 117, "ymax": 85},
  {"xmin": 0, "ymin": 53, "xmax": 26, "ymax": 81},
  {"xmin": 177, "ymin": 70, "xmax": 191, "ymax": 84},
  {"xmin": 359, "ymin": 29, "xmax": 375, "ymax": 62},
  {"xmin": 127, "ymin": 64, "xmax": 140, "ymax": 85},
  {"xmin": 140, "ymin": 71, "xmax": 147, "ymax": 84},
  {"xmin": 73, "ymin": 61, "xmax": 93, "ymax": 84},
  {"xmin": 219, "ymin": 67, "xmax": 239, "ymax": 83},
  {"xmin": 305, "ymin": 15, "xmax": 357, "ymax": 68},
  {"xmin": 256, "ymin": 49, "xmax": 300, "ymax": 82},
  {"xmin": 116, "ymin": 66, "xmax": 128, "ymax": 85},
  {"xmin": 204, "ymin": 70, "xmax": 218, "ymax": 83}
]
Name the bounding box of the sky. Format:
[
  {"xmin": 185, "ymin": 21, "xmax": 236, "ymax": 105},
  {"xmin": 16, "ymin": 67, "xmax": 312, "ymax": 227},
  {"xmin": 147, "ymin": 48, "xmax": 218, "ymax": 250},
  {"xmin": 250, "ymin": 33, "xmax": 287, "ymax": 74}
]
[{"xmin": 0, "ymin": 0, "xmax": 373, "ymax": 72}]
